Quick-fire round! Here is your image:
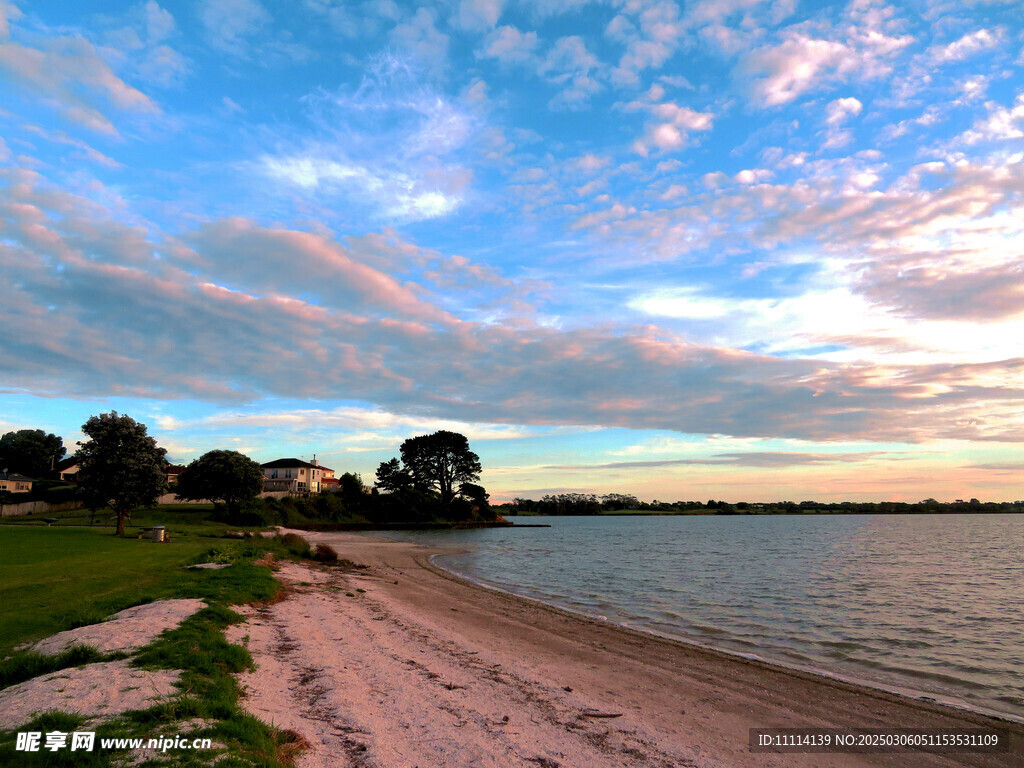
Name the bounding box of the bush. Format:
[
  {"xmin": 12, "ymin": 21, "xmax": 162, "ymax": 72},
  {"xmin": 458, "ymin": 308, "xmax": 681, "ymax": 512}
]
[
  {"xmin": 311, "ymin": 543, "xmax": 338, "ymax": 562},
  {"xmin": 43, "ymin": 485, "xmax": 80, "ymax": 504},
  {"xmin": 210, "ymin": 499, "xmax": 272, "ymax": 527}
]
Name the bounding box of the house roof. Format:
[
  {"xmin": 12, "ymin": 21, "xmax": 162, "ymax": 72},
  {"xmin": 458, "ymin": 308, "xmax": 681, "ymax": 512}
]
[
  {"xmin": 55, "ymin": 457, "xmax": 79, "ymax": 471},
  {"xmin": 0, "ymin": 470, "xmax": 33, "ymax": 482},
  {"xmin": 260, "ymin": 458, "xmax": 334, "ymax": 472}
]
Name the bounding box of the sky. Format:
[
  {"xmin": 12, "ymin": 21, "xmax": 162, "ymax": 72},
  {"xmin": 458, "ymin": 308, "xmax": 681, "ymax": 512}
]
[{"xmin": 0, "ymin": 0, "xmax": 1022, "ymax": 503}]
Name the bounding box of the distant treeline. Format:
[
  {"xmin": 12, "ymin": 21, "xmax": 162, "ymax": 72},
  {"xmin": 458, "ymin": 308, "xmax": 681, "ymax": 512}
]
[{"xmin": 499, "ymin": 494, "xmax": 1024, "ymax": 515}]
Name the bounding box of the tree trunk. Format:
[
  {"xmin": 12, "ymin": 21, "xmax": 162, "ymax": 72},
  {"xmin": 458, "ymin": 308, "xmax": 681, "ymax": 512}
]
[{"xmin": 115, "ymin": 508, "xmax": 127, "ymax": 536}]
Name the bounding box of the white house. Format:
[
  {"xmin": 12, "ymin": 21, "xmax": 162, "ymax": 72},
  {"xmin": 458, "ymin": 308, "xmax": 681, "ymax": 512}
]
[{"xmin": 261, "ymin": 458, "xmax": 335, "ymax": 494}]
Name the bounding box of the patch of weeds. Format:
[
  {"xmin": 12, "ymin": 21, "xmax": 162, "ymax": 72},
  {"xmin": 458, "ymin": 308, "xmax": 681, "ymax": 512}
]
[
  {"xmin": 336, "ymin": 559, "xmax": 368, "ymax": 571},
  {"xmin": 310, "ymin": 544, "xmax": 337, "ymax": 563},
  {"xmin": 0, "ymin": 645, "xmax": 126, "ymax": 691},
  {"xmin": 192, "ymin": 547, "xmax": 233, "ymax": 565},
  {"xmin": 0, "ymin": 712, "xmax": 110, "ymax": 768},
  {"xmin": 355, "ymin": 588, "xmax": 365, "ymax": 593},
  {"xmin": 346, "ymin": 593, "xmax": 356, "ymax": 597}
]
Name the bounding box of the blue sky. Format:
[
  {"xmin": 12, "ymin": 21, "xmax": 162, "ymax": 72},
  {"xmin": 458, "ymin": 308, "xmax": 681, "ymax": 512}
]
[{"xmin": 1, "ymin": 0, "xmax": 1022, "ymax": 502}]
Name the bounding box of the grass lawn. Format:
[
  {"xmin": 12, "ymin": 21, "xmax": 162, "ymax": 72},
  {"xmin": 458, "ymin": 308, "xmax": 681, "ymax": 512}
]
[
  {"xmin": 0, "ymin": 526, "xmax": 225, "ymax": 654},
  {"xmin": 0, "ymin": 503, "xmax": 268, "ymax": 537},
  {"xmin": 0, "ymin": 511, "xmax": 309, "ymax": 766},
  {"xmin": 0, "ymin": 505, "xmax": 276, "ymax": 654}
]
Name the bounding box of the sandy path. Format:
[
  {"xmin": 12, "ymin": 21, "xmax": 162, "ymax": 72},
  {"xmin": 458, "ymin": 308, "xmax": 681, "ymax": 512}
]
[{"xmin": 228, "ymin": 532, "xmax": 1023, "ymax": 768}]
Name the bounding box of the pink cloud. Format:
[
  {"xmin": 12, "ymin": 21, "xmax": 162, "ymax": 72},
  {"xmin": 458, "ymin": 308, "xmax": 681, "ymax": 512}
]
[{"xmin": 0, "ymin": 37, "xmax": 158, "ymax": 135}]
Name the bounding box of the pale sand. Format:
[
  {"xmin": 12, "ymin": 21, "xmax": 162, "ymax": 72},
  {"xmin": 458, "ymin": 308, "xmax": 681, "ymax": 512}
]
[
  {"xmin": 228, "ymin": 531, "xmax": 1023, "ymax": 768},
  {"xmin": 0, "ymin": 660, "xmax": 181, "ymax": 730},
  {"xmin": 28, "ymin": 599, "xmax": 207, "ymax": 657}
]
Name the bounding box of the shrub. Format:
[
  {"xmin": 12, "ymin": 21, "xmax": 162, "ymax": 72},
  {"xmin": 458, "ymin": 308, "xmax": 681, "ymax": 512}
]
[
  {"xmin": 311, "ymin": 543, "xmax": 338, "ymax": 562},
  {"xmin": 211, "ymin": 498, "xmax": 272, "ymax": 527}
]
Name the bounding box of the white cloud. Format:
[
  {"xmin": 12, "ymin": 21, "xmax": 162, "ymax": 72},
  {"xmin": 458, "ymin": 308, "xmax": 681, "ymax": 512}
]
[
  {"xmin": 741, "ymin": 5, "xmax": 913, "ymax": 108},
  {"xmin": 199, "ymin": 0, "xmax": 270, "ymax": 57},
  {"xmin": 608, "ymin": 0, "xmax": 685, "ymax": 87},
  {"xmin": 478, "ymin": 24, "xmax": 539, "ymax": 64},
  {"xmin": 142, "ymin": 1, "xmax": 175, "ymax": 42},
  {"xmin": 826, "ymin": 97, "xmax": 863, "ymax": 125},
  {"xmin": 390, "ymin": 7, "xmax": 449, "ymax": 77},
  {"xmin": 255, "ymin": 58, "xmax": 477, "ymax": 221},
  {"xmin": 929, "ymin": 27, "xmax": 1004, "ymax": 63},
  {"xmin": 454, "ymin": 0, "xmax": 503, "ymax": 31},
  {"xmin": 540, "ymin": 35, "xmax": 602, "ymax": 109},
  {"xmin": 735, "ymin": 168, "xmax": 773, "ymax": 184},
  {"xmin": 628, "ymin": 97, "xmax": 715, "ymax": 155},
  {"xmin": 259, "ymin": 155, "xmax": 462, "ymax": 220},
  {"xmin": 823, "ymin": 96, "xmax": 863, "ymax": 148},
  {"xmin": 961, "ymin": 92, "xmax": 1024, "ymax": 143},
  {"xmin": 628, "ymin": 282, "xmax": 1024, "ymax": 367}
]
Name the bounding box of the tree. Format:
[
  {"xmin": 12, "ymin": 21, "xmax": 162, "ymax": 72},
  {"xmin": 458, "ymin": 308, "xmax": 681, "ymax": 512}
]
[
  {"xmin": 176, "ymin": 450, "xmax": 264, "ymax": 511},
  {"xmin": 77, "ymin": 412, "xmax": 167, "ymax": 536},
  {"xmin": 399, "ymin": 430, "xmax": 482, "ymax": 507},
  {"xmin": 0, "ymin": 429, "xmax": 65, "ymax": 478},
  {"xmin": 374, "ymin": 458, "xmax": 412, "ymax": 493},
  {"xmin": 459, "ymin": 482, "xmax": 494, "ymax": 519}
]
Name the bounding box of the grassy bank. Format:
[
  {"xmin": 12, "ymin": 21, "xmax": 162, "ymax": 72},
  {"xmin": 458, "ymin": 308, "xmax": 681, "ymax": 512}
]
[{"xmin": 0, "ymin": 512, "xmax": 315, "ymax": 766}]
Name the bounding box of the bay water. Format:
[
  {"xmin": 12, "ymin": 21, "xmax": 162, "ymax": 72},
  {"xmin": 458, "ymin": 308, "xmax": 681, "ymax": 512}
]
[{"xmin": 374, "ymin": 513, "xmax": 1024, "ymax": 721}]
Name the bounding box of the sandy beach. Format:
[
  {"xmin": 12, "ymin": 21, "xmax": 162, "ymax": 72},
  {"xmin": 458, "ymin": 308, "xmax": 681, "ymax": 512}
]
[{"xmin": 227, "ymin": 531, "xmax": 1023, "ymax": 768}]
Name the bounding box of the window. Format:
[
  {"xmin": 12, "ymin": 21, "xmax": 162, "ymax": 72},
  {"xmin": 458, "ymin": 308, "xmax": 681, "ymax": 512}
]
[
  {"xmin": 271, "ymin": 469, "xmax": 278, "ymax": 479},
  {"xmin": 285, "ymin": 469, "xmax": 292, "ymax": 478},
  {"xmin": 300, "ymin": 468, "xmax": 305, "ymax": 475}
]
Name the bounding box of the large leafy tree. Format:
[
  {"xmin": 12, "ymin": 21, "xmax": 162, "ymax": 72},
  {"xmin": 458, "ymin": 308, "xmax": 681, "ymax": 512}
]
[
  {"xmin": 77, "ymin": 412, "xmax": 167, "ymax": 536},
  {"xmin": 0, "ymin": 429, "xmax": 65, "ymax": 478},
  {"xmin": 398, "ymin": 430, "xmax": 482, "ymax": 506},
  {"xmin": 176, "ymin": 450, "xmax": 264, "ymax": 511}
]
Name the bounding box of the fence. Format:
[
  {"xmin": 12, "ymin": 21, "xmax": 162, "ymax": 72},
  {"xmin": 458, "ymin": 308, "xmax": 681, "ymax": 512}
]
[
  {"xmin": 0, "ymin": 491, "xmax": 296, "ymax": 518},
  {"xmin": 0, "ymin": 499, "xmax": 85, "ymax": 518}
]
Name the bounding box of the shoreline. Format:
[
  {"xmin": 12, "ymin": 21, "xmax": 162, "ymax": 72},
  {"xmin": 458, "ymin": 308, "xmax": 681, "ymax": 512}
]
[
  {"xmin": 426, "ymin": 551, "xmax": 1024, "ymax": 728},
  {"xmin": 231, "ymin": 529, "xmax": 1022, "ymax": 767}
]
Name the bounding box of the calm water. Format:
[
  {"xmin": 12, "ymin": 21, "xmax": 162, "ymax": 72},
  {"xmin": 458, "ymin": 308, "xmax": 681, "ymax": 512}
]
[{"xmin": 375, "ymin": 514, "xmax": 1024, "ymax": 720}]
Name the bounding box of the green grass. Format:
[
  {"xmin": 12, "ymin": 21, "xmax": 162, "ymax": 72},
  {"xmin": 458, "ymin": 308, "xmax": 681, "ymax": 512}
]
[
  {"xmin": 0, "ymin": 525, "xmax": 237, "ymax": 653},
  {"xmin": 0, "ymin": 523, "xmax": 307, "ymax": 766},
  {"xmin": 0, "ymin": 503, "xmax": 275, "ymax": 537},
  {"xmin": 0, "ymin": 645, "xmax": 125, "ymax": 690}
]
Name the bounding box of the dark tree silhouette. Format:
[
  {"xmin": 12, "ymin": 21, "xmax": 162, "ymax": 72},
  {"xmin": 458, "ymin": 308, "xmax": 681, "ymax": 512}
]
[
  {"xmin": 0, "ymin": 429, "xmax": 65, "ymax": 478},
  {"xmin": 374, "ymin": 457, "xmax": 412, "ymax": 493},
  {"xmin": 77, "ymin": 412, "xmax": 167, "ymax": 536},
  {"xmin": 399, "ymin": 430, "xmax": 482, "ymax": 507}
]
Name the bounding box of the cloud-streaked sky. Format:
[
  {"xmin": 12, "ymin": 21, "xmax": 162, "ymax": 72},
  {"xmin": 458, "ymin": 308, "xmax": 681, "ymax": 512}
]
[{"xmin": 1, "ymin": 0, "xmax": 1022, "ymax": 502}]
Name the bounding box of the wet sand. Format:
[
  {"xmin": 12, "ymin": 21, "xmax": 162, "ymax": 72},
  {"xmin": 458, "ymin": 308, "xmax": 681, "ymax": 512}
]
[{"xmin": 228, "ymin": 531, "xmax": 1023, "ymax": 767}]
